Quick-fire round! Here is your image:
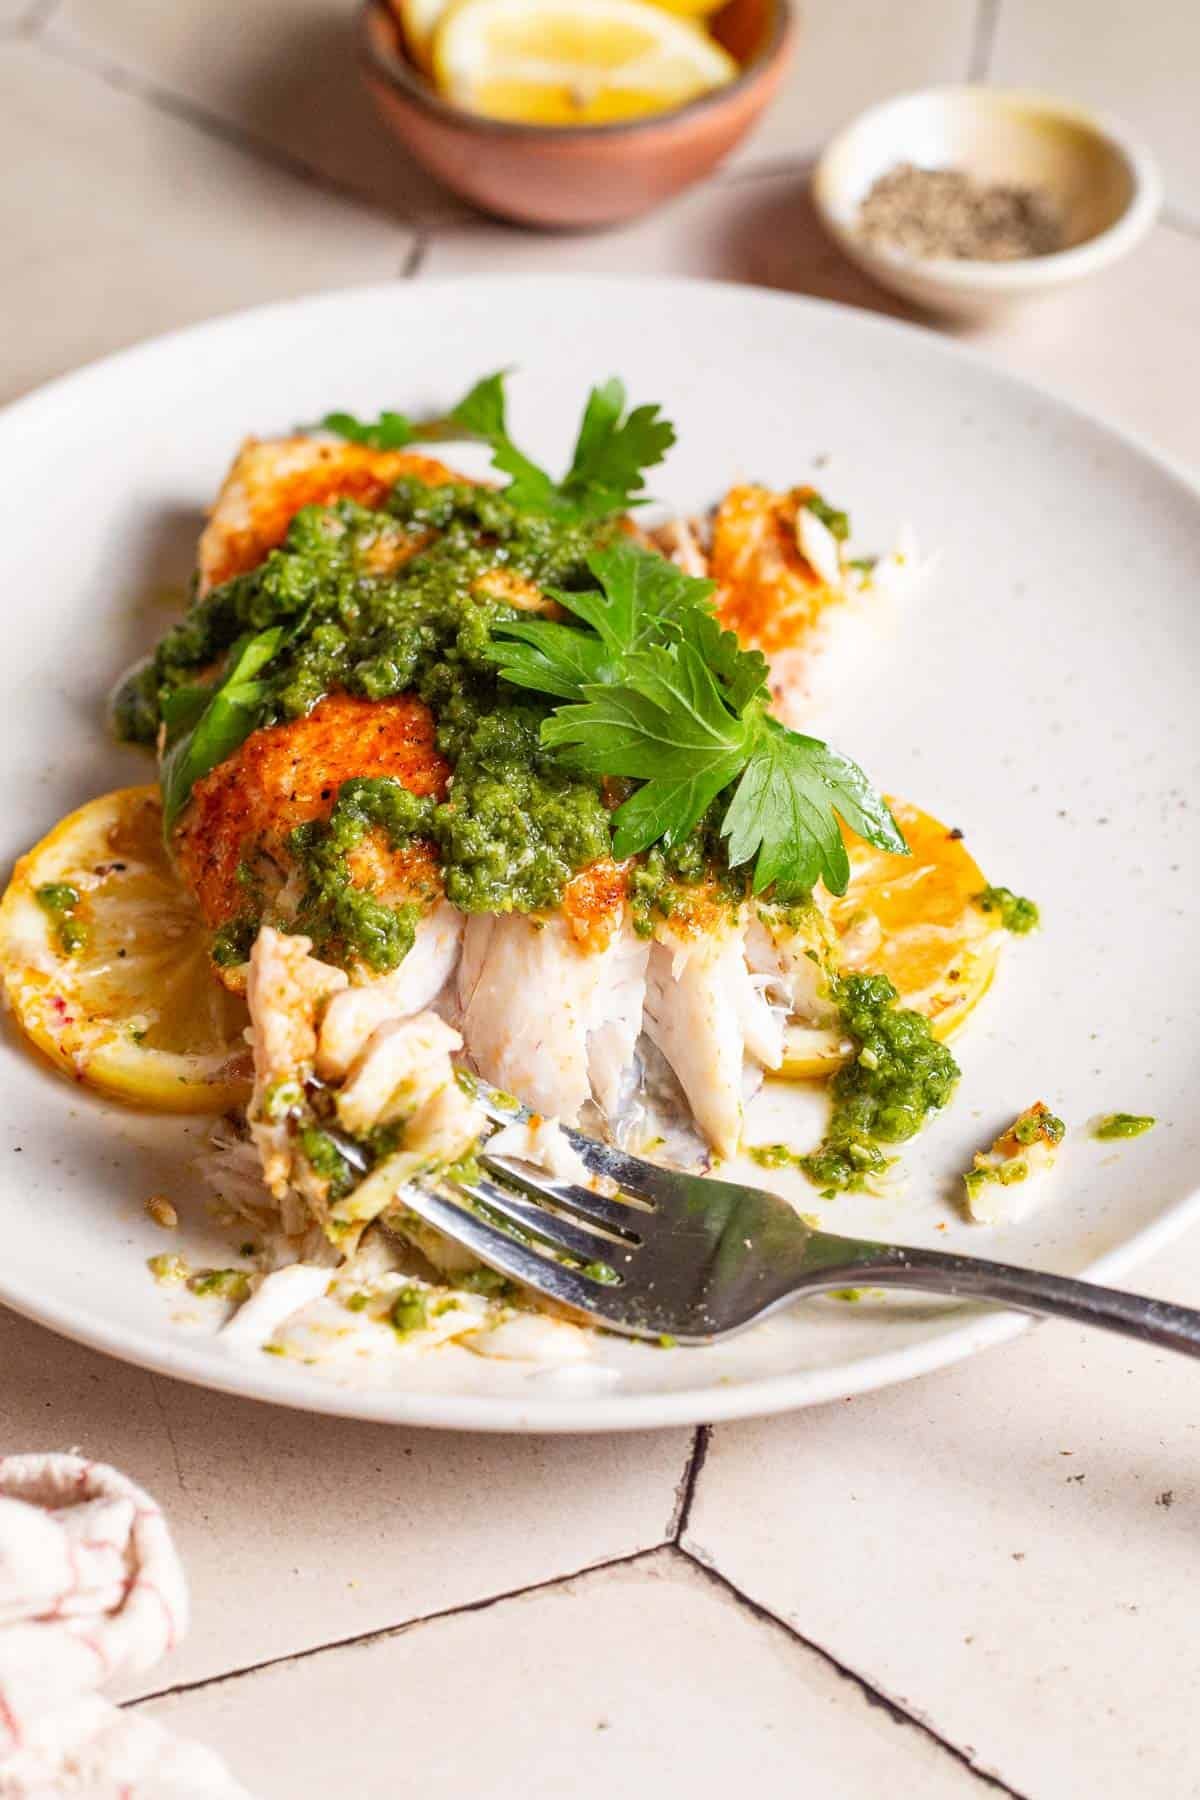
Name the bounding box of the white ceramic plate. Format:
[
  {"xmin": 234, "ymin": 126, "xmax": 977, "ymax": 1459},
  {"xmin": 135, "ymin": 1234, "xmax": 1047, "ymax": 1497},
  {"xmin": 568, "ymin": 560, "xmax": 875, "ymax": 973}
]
[{"xmin": 2, "ymin": 276, "xmax": 1198, "ymax": 1431}]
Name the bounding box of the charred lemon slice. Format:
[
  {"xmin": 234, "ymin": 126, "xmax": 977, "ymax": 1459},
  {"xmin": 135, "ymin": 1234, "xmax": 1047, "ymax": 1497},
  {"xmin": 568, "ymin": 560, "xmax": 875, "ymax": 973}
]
[
  {"xmin": 0, "ymin": 786, "xmax": 251, "ymax": 1111},
  {"xmin": 778, "ymin": 801, "xmax": 1003, "ymax": 1079}
]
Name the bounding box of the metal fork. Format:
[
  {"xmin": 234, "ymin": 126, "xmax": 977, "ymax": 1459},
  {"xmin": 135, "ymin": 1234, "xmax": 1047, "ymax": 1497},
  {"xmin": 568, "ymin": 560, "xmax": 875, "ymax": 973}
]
[{"xmin": 397, "ymin": 1080, "xmax": 1200, "ymax": 1354}]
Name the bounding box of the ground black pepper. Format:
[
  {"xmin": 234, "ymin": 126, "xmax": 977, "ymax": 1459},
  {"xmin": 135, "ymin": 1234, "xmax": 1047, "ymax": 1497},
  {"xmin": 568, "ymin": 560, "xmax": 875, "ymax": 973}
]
[{"xmin": 858, "ymin": 162, "xmax": 1064, "ymax": 261}]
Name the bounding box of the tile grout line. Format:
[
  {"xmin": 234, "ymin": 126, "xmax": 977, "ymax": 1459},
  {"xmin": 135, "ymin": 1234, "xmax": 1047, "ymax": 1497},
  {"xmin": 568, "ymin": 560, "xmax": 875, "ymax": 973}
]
[
  {"xmin": 132, "ymin": 1521, "xmax": 1027, "ymax": 1795},
  {"xmin": 127, "ymin": 1543, "xmax": 665, "ymax": 1709},
  {"xmin": 401, "ymin": 233, "xmax": 430, "ymax": 279},
  {"xmin": 26, "ymin": 27, "xmax": 445, "ymax": 236},
  {"xmin": 133, "ymin": 1536, "xmax": 1029, "ymax": 1794},
  {"xmin": 714, "ymin": 152, "xmax": 817, "ymax": 190},
  {"xmin": 967, "ymin": 0, "xmax": 1002, "ymax": 80},
  {"xmin": 676, "ymin": 1546, "xmax": 1032, "ymax": 1799},
  {"xmin": 668, "ymin": 1423, "xmax": 710, "ymax": 1540}
]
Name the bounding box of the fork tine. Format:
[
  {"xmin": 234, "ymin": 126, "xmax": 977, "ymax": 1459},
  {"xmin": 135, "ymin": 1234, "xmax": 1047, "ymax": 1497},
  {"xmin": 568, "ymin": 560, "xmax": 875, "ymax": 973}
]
[
  {"xmin": 401, "ymin": 1183, "xmax": 633, "ymax": 1316},
  {"xmin": 469, "ymin": 1073, "xmax": 686, "ymax": 1206},
  {"xmin": 556, "ymin": 1134, "xmax": 703, "ymax": 1208},
  {"xmin": 480, "ymin": 1154, "xmax": 646, "ymax": 1238},
  {"xmin": 454, "ymin": 1173, "xmax": 615, "ymax": 1262}
]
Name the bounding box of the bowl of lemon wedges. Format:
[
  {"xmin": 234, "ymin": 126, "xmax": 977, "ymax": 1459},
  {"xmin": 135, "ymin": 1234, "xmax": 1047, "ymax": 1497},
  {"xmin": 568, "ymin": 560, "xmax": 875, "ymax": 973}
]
[{"xmin": 358, "ymin": 0, "xmax": 793, "ymax": 226}]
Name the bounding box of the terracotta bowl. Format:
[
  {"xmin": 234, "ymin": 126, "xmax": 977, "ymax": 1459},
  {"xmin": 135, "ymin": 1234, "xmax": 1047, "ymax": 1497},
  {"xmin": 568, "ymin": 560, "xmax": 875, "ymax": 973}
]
[{"xmin": 356, "ymin": 0, "xmax": 795, "ymax": 229}]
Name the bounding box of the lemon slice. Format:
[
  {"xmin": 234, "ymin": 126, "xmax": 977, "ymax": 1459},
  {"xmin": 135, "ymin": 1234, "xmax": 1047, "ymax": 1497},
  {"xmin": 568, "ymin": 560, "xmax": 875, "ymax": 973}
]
[
  {"xmin": 778, "ymin": 801, "xmax": 1003, "ymax": 1079},
  {"xmin": 432, "ymin": 0, "xmax": 738, "ymax": 125},
  {"xmin": 0, "ymin": 786, "xmax": 251, "ymax": 1112}
]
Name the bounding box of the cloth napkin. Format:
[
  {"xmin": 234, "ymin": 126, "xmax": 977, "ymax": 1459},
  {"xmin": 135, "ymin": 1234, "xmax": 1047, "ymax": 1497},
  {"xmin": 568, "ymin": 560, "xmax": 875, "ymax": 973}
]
[{"xmin": 0, "ymin": 1453, "xmax": 253, "ymax": 1799}]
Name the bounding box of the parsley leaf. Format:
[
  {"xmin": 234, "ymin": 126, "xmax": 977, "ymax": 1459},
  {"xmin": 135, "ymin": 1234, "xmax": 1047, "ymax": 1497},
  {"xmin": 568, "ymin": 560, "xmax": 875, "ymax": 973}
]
[
  {"xmin": 719, "ymin": 714, "xmax": 906, "ymax": 896},
  {"xmin": 484, "ymin": 618, "xmax": 612, "ymax": 703},
  {"xmin": 492, "ymin": 542, "xmax": 906, "ymax": 895},
  {"xmin": 450, "ymin": 372, "xmax": 562, "ymax": 512},
  {"xmin": 451, "ymin": 371, "xmax": 674, "ymax": 521},
  {"xmin": 160, "ymin": 625, "xmax": 286, "ymax": 832},
  {"xmin": 307, "ymin": 410, "xmax": 417, "ymax": 449},
  {"xmin": 552, "ymin": 540, "xmax": 716, "ymax": 656},
  {"xmin": 545, "ymin": 638, "xmax": 753, "ymax": 853},
  {"xmin": 558, "ymin": 378, "xmax": 676, "ymax": 519},
  {"xmin": 488, "ymin": 539, "xmax": 718, "ymax": 702},
  {"xmin": 683, "ymin": 606, "xmax": 771, "ymax": 714},
  {"xmin": 723, "ymin": 722, "xmax": 843, "ymax": 895}
]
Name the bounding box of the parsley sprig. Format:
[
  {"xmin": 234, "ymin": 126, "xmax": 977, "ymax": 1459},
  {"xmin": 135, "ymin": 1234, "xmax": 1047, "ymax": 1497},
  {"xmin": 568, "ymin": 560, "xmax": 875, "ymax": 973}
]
[
  {"xmin": 312, "ymin": 371, "xmax": 675, "ymax": 522},
  {"xmin": 160, "ymin": 625, "xmax": 287, "ymax": 832},
  {"xmin": 489, "ymin": 542, "xmax": 906, "ymax": 896},
  {"xmin": 450, "ymin": 372, "xmax": 675, "ymax": 521},
  {"xmin": 306, "ymin": 410, "xmax": 420, "ymax": 450}
]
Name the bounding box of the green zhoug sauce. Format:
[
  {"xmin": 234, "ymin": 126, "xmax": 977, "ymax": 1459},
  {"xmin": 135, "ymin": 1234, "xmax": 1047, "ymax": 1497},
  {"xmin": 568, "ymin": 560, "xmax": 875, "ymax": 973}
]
[
  {"xmin": 1094, "ymin": 1112, "xmax": 1156, "ymax": 1140},
  {"xmin": 800, "ymin": 974, "xmax": 960, "ymax": 1193},
  {"xmin": 121, "ymin": 482, "xmax": 635, "ymax": 970},
  {"xmin": 748, "ymin": 1142, "xmax": 807, "ymax": 1172},
  {"xmin": 975, "ymin": 884, "xmax": 1039, "ymax": 934},
  {"xmin": 35, "ymin": 882, "xmax": 88, "ymax": 955},
  {"xmin": 628, "ymin": 816, "xmax": 749, "ymax": 938},
  {"xmin": 117, "ymin": 479, "xmax": 764, "ymax": 969}
]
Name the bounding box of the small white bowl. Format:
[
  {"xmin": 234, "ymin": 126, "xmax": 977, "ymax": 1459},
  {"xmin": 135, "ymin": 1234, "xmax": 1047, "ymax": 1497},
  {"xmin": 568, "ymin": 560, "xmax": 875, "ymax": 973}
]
[{"xmin": 813, "ymin": 86, "xmax": 1162, "ymax": 320}]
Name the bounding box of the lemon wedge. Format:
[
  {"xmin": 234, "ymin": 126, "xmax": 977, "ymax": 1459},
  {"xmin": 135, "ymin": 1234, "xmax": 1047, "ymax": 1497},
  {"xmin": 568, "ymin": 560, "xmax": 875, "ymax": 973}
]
[
  {"xmin": 393, "ymin": 0, "xmax": 449, "ymax": 73},
  {"xmin": 0, "ymin": 786, "xmax": 251, "ymax": 1112},
  {"xmin": 644, "ymin": 0, "xmax": 728, "ymax": 15},
  {"xmin": 777, "ymin": 802, "xmax": 1004, "ymax": 1080},
  {"xmin": 432, "ymin": 0, "xmax": 738, "ymax": 125}
]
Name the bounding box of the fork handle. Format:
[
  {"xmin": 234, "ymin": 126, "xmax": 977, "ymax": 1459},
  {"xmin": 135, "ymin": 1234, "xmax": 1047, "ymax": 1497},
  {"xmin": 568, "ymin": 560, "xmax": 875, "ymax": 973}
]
[{"xmin": 815, "ymin": 1240, "xmax": 1200, "ymax": 1357}]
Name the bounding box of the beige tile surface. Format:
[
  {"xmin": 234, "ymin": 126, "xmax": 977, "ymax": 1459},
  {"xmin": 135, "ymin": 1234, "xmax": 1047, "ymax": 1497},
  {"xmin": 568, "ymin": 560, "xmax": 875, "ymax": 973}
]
[
  {"xmin": 685, "ymin": 1231, "xmax": 1200, "ymax": 1799},
  {"xmin": 424, "ymin": 172, "xmax": 1200, "ymax": 470},
  {"xmin": 726, "ymin": 0, "xmax": 977, "ymax": 170},
  {"xmin": 140, "ymin": 1552, "xmax": 993, "ymax": 1797},
  {"xmin": 420, "ymin": 164, "xmax": 900, "ymax": 297},
  {"xmin": 46, "ymin": 0, "xmax": 468, "ymax": 221},
  {"xmin": 0, "ymin": 40, "xmax": 414, "ymax": 406},
  {"xmin": 988, "ymin": 0, "xmax": 1200, "ymax": 224},
  {"xmin": 0, "ymin": 1309, "xmax": 688, "ymax": 1698},
  {"xmin": 45, "ymin": 0, "xmax": 979, "ymax": 214}
]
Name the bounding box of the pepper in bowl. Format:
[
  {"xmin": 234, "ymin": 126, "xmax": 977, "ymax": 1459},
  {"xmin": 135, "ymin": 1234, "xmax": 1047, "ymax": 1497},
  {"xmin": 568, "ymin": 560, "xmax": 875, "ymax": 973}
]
[
  {"xmin": 813, "ymin": 87, "xmax": 1161, "ymax": 318},
  {"xmin": 357, "ymin": 0, "xmax": 794, "ymax": 227}
]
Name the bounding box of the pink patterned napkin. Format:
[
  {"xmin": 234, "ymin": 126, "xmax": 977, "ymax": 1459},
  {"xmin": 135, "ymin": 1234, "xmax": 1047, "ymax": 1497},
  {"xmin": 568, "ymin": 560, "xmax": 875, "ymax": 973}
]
[{"xmin": 0, "ymin": 1453, "xmax": 252, "ymax": 1798}]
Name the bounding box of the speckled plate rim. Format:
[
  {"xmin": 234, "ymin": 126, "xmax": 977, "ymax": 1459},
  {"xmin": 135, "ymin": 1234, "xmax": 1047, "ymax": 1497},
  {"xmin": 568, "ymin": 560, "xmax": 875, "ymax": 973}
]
[
  {"xmin": 4, "ymin": 1205, "xmax": 1199, "ymax": 1432},
  {"xmin": 1, "ymin": 274, "xmax": 1198, "ymax": 1432}
]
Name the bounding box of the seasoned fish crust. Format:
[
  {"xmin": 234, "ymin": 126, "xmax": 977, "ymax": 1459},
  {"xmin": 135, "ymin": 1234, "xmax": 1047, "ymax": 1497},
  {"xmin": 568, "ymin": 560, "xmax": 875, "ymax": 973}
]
[
  {"xmin": 176, "ymin": 692, "xmax": 450, "ymax": 928},
  {"xmin": 559, "ymin": 857, "xmax": 631, "ymax": 953},
  {"xmin": 710, "ymin": 483, "xmax": 833, "ymax": 655},
  {"xmin": 197, "ymin": 437, "xmax": 466, "ymax": 593}
]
